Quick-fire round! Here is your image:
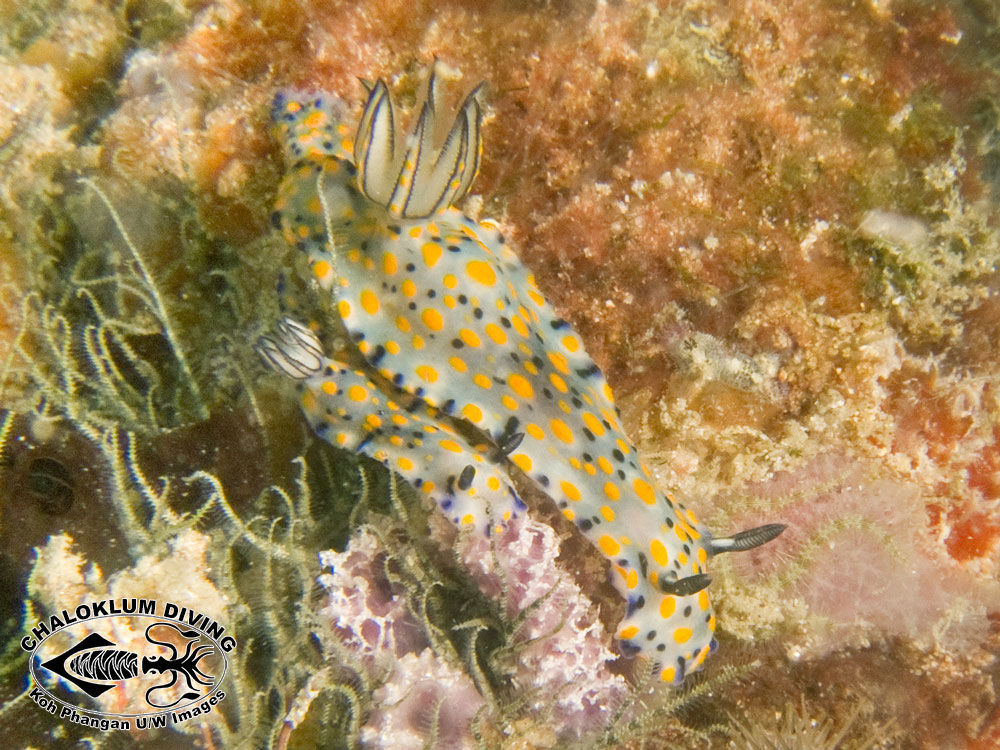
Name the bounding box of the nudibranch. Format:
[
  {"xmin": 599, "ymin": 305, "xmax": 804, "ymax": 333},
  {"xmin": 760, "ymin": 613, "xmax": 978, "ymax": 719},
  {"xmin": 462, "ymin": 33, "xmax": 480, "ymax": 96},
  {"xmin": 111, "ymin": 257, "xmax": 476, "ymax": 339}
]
[{"xmin": 259, "ymin": 64, "xmax": 784, "ymax": 685}]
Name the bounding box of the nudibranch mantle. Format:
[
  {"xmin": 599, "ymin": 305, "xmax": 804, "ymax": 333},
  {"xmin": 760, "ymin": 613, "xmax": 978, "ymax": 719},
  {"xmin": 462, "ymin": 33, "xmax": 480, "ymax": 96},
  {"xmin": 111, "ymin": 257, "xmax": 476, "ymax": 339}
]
[{"xmin": 261, "ymin": 66, "xmax": 784, "ymax": 686}]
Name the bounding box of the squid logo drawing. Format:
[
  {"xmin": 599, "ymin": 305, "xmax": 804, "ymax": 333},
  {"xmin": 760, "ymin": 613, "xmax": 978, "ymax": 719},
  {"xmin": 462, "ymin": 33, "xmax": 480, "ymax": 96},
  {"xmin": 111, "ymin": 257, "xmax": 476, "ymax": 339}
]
[
  {"xmin": 40, "ymin": 623, "xmax": 217, "ymax": 709},
  {"xmin": 24, "ymin": 600, "xmax": 234, "ymax": 727}
]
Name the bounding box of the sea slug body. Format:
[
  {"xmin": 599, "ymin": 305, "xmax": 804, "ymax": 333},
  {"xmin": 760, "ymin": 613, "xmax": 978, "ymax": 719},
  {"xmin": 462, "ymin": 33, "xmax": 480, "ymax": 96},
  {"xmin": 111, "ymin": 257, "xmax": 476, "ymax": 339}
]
[{"xmin": 260, "ymin": 64, "xmax": 784, "ymax": 685}]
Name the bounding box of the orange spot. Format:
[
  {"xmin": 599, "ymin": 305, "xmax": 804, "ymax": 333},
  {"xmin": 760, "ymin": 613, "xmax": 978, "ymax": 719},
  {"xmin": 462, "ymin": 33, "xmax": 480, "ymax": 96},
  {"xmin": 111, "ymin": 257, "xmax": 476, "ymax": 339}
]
[
  {"xmin": 549, "ymin": 418, "xmax": 574, "ymax": 444},
  {"xmin": 660, "ymin": 667, "xmax": 676, "ymax": 683},
  {"xmin": 485, "ymin": 323, "xmax": 507, "ymax": 344},
  {"xmin": 583, "ymin": 413, "xmax": 605, "ymax": 436},
  {"xmin": 348, "ymin": 385, "xmax": 367, "ymax": 402},
  {"xmin": 466, "ymin": 260, "xmax": 497, "ymax": 286},
  {"xmin": 422, "ymin": 242, "xmax": 442, "ymax": 267},
  {"xmin": 460, "ymin": 329, "xmax": 481, "ymax": 347},
  {"xmin": 600, "ymin": 505, "xmax": 615, "ymax": 521},
  {"xmin": 439, "ymin": 439, "xmax": 462, "ymax": 453},
  {"xmin": 422, "ymin": 308, "xmax": 444, "ymax": 331},
  {"xmin": 659, "ymin": 596, "xmax": 676, "ymax": 619},
  {"xmin": 547, "ymin": 351, "xmax": 570, "ymax": 375},
  {"xmin": 650, "ymin": 539, "xmax": 669, "ymax": 567},
  {"xmin": 560, "ymin": 480, "xmax": 581, "ymax": 502},
  {"xmin": 321, "ymin": 381, "xmax": 338, "ymax": 395},
  {"xmin": 313, "ymin": 260, "xmax": 332, "ymax": 279},
  {"xmin": 599, "ymin": 534, "xmax": 621, "ymax": 556},
  {"xmin": 526, "ymin": 423, "xmax": 544, "ymax": 440},
  {"xmin": 619, "ymin": 625, "xmax": 639, "ymax": 640},
  {"xmin": 401, "ymin": 279, "xmax": 417, "ymax": 297},
  {"xmin": 449, "ymin": 356, "xmax": 467, "ymax": 373},
  {"xmin": 303, "ymin": 110, "xmax": 326, "ymax": 128},
  {"xmin": 673, "ymin": 627, "xmax": 692, "ymax": 644},
  {"xmin": 633, "ymin": 478, "xmax": 657, "ymax": 506},
  {"xmin": 511, "ymin": 314, "xmax": 529, "ymax": 337},
  {"xmin": 462, "ymin": 403, "xmax": 482, "ymax": 422},
  {"xmin": 473, "ymin": 373, "xmax": 492, "ymax": 389},
  {"xmin": 603, "ymin": 482, "xmax": 620, "ymax": 501},
  {"xmin": 511, "ymin": 453, "xmax": 532, "ymax": 472},
  {"xmin": 415, "ymin": 365, "xmax": 438, "ymax": 382},
  {"xmin": 549, "ymin": 372, "xmax": 568, "ymax": 392},
  {"xmin": 508, "ymin": 374, "xmax": 533, "ymax": 399},
  {"xmin": 360, "ymin": 289, "xmax": 379, "ymax": 315},
  {"xmin": 382, "ymin": 252, "xmax": 398, "ymax": 274}
]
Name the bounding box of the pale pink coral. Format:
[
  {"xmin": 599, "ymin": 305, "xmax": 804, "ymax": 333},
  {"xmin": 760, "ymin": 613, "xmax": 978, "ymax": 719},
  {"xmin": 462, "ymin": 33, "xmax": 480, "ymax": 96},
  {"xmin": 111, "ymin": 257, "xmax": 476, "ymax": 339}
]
[
  {"xmin": 452, "ymin": 518, "xmax": 627, "ymax": 736},
  {"xmin": 317, "ymin": 528, "xmax": 484, "ymax": 748},
  {"xmin": 361, "ymin": 650, "xmax": 484, "ymax": 750},
  {"xmin": 317, "ymin": 528, "xmax": 426, "ymax": 663}
]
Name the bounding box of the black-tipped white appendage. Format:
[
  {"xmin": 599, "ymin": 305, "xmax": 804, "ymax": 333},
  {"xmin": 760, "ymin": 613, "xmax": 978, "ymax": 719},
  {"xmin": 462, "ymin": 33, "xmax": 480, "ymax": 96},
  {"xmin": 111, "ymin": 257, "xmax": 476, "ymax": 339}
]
[
  {"xmin": 709, "ymin": 523, "xmax": 787, "ymax": 554},
  {"xmin": 658, "ymin": 573, "xmax": 712, "ymax": 596},
  {"xmin": 255, "ymin": 318, "xmax": 323, "ymax": 380},
  {"xmin": 354, "ymin": 62, "xmax": 484, "ymax": 219}
]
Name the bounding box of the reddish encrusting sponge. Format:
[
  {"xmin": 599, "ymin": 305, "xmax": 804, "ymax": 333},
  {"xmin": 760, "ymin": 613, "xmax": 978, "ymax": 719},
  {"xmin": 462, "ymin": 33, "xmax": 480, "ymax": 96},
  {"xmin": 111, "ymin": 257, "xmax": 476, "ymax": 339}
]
[{"xmin": 258, "ymin": 64, "xmax": 785, "ymax": 684}]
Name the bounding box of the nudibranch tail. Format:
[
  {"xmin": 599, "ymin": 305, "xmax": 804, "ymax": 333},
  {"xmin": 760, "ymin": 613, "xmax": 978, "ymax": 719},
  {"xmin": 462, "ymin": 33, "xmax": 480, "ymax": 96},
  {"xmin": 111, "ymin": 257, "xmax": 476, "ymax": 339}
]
[{"xmin": 266, "ymin": 65, "xmax": 787, "ymax": 687}]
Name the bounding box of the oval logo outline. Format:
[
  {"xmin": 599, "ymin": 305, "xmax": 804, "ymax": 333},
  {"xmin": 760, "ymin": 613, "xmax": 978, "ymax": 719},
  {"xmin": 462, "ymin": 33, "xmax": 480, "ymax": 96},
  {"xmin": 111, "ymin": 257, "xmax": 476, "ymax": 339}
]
[{"xmin": 28, "ymin": 613, "xmax": 229, "ymax": 719}]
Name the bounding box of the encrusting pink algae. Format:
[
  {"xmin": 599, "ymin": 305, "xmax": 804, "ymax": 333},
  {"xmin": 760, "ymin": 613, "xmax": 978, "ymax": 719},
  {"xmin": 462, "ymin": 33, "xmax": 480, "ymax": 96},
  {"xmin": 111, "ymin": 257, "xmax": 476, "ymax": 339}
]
[{"xmin": 1, "ymin": 0, "xmax": 999, "ymax": 748}]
